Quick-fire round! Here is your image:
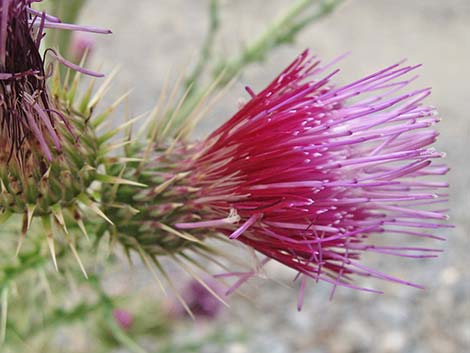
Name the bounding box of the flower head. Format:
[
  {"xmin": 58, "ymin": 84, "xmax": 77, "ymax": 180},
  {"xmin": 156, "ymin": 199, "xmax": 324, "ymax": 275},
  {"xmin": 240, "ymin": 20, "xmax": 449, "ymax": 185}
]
[
  {"xmin": 0, "ymin": 0, "xmax": 109, "ymax": 167},
  {"xmin": 174, "ymin": 50, "xmax": 449, "ymax": 306},
  {"xmin": 0, "ymin": 1, "xmax": 116, "ymax": 267},
  {"xmin": 70, "ymin": 32, "xmax": 95, "ymax": 62}
]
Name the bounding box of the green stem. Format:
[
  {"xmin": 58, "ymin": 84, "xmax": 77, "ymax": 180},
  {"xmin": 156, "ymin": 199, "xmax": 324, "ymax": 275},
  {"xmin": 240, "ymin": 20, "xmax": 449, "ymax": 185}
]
[
  {"xmin": 0, "ymin": 286, "xmax": 8, "ymax": 344},
  {"xmin": 214, "ymin": 0, "xmax": 344, "ymax": 85},
  {"xmin": 184, "ymin": 0, "xmax": 220, "ymax": 96},
  {"xmin": 90, "ymin": 277, "xmax": 150, "ymax": 353}
]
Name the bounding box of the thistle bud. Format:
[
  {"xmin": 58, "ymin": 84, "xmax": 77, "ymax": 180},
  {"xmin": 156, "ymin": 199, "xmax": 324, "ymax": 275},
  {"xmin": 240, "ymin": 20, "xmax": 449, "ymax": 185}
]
[{"xmin": 0, "ymin": 1, "xmax": 114, "ymax": 264}]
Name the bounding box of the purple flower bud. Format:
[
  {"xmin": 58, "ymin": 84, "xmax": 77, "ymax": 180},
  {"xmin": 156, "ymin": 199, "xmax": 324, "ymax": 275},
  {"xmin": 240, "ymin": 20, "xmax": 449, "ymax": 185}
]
[
  {"xmin": 70, "ymin": 32, "xmax": 95, "ymax": 62},
  {"xmin": 113, "ymin": 309, "xmax": 134, "ymax": 330},
  {"xmin": 170, "ymin": 278, "xmax": 224, "ymax": 320}
]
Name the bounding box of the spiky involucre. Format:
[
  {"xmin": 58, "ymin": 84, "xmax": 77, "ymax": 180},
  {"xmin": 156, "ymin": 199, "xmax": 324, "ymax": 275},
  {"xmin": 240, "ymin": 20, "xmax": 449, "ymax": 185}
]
[
  {"xmin": 106, "ymin": 141, "xmax": 211, "ymax": 255},
  {"xmin": 102, "ymin": 140, "xmax": 233, "ymax": 315},
  {"xmin": 99, "ymin": 63, "xmax": 234, "ymax": 265}
]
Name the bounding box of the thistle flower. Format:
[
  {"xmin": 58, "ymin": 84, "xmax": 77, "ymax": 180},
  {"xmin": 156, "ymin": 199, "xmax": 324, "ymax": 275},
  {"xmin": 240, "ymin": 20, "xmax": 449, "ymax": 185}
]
[
  {"xmin": 113, "ymin": 309, "xmax": 134, "ymax": 331},
  {"xmin": 168, "ymin": 278, "xmax": 224, "ymax": 320},
  {"xmin": 70, "ymin": 32, "xmax": 95, "ymax": 63},
  {"xmin": 0, "ymin": 0, "xmax": 109, "ymax": 166},
  {"xmin": 168, "ymin": 50, "xmax": 450, "ymax": 305},
  {"xmin": 0, "ymin": 1, "xmax": 123, "ymax": 269},
  {"xmin": 182, "ymin": 278, "xmax": 224, "ymax": 319}
]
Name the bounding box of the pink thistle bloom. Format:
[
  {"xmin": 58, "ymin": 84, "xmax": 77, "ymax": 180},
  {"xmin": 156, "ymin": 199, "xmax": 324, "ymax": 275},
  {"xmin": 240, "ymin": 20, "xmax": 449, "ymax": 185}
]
[
  {"xmin": 175, "ymin": 50, "xmax": 450, "ymax": 307},
  {"xmin": 0, "ymin": 0, "xmax": 110, "ymax": 164},
  {"xmin": 171, "ymin": 278, "xmax": 224, "ymax": 320},
  {"xmin": 69, "ymin": 32, "xmax": 95, "ymax": 62},
  {"xmin": 113, "ymin": 309, "xmax": 134, "ymax": 331}
]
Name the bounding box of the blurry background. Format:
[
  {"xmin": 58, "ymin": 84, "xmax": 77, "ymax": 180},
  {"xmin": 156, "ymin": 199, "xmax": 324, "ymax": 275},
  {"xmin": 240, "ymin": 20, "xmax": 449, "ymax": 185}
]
[{"xmin": 65, "ymin": 1, "xmax": 469, "ymax": 352}]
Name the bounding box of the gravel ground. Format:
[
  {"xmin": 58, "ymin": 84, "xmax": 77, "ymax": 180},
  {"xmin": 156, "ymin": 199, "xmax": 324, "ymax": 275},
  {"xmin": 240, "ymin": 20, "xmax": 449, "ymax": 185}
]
[{"xmin": 77, "ymin": 1, "xmax": 469, "ymax": 352}]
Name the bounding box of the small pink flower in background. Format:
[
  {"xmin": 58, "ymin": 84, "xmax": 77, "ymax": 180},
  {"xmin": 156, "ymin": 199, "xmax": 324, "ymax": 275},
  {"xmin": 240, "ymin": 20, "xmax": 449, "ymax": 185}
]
[
  {"xmin": 113, "ymin": 309, "xmax": 134, "ymax": 330},
  {"xmin": 170, "ymin": 278, "xmax": 224, "ymax": 320},
  {"xmin": 70, "ymin": 33, "xmax": 95, "ymax": 62},
  {"xmin": 175, "ymin": 50, "xmax": 450, "ymax": 308},
  {"xmin": 185, "ymin": 279, "xmax": 224, "ymax": 319}
]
